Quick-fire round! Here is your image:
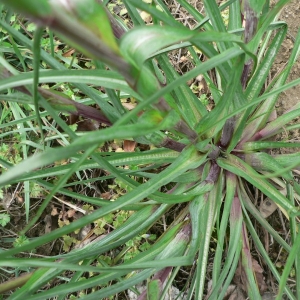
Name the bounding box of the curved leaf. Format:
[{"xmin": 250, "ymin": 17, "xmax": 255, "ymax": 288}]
[
  {"xmin": 217, "ymin": 154, "xmax": 299, "ymax": 216},
  {"xmin": 120, "ymin": 25, "xmax": 256, "ymax": 68},
  {"xmin": 0, "ymin": 69, "xmax": 138, "ymax": 98}
]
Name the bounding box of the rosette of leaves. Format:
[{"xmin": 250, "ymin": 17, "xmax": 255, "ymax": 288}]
[{"xmin": 0, "ymin": 0, "xmax": 300, "ymax": 299}]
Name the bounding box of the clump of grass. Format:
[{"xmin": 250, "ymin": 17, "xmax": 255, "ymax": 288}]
[{"xmin": 0, "ymin": 0, "xmax": 300, "ymax": 299}]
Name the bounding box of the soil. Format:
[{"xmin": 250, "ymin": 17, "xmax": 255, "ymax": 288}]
[
  {"xmin": 275, "ymin": 0, "xmax": 300, "ymax": 115},
  {"xmin": 271, "ymin": 0, "xmax": 300, "ymax": 154}
]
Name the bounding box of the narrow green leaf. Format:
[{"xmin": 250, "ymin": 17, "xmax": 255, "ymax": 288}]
[
  {"xmin": 126, "ymin": 0, "xmax": 181, "ymax": 27},
  {"xmin": 8, "ymin": 149, "xmax": 179, "ymax": 181},
  {"xmin": 245, "ymin": 24, "xmax": 287, "ymax": 102},
  {"xmin": 148, "ymin": 279, "xmax": 160, "ymax": 300},
  {"xmin": 0, "ymin": 69, "xmax": 138, "ymax": 98},
  {"xmin": 157, "ymin": 54, "xmax": 206, "ymax": 127},
  {"xmin": 257, "ymin": 107, "xmax": 300, "ymax": 140},
  {"xmin": 0, "ymin": 146, "xmax": 201, "ymax": 258},
  {"xmin": 121, "ymin": 25, "xmax": 255, "ymax": 68},
  {"xmin": 242, "ymin": 26, "xmax": 300, "ymax": 140},
  {"xmin": 73, "ymin": 0, "xmax": 119, "ymax": 53},
  {"xmin": 241, "ymin": 188, "xmax": 295, "ymax": 299},
  {"xmin": 248, "ymin": 0, "xmax": 267, "ymax": 15},
  {"xmin": 0, "ymin": 19, "xmax": 122, "ymax": 121},
  {"xmin": 240, "ymin": 223, "xmax": 261, "ymax": 298},
  {"xmin": 244, "ymin": 152, "xmax": 294, "ymax": 183},
  {"xmin": 0, "ymin": 0, "xmax": 51, "ymax": 17},
  {"xmin": 211, "ymin": 193, "xmax": 243, "ymax": 299},
  {"xmin": 115, "ymin": 46, "xmax": 246, "ymax": 127},
  {"xmin": 188, "ymin": 194, "xmax": 207, "ymax": 257},
  {"xmin": 228, "ymin": 0, "xmax": 242, "ymax": 31},
  {"xmin": 0, "ymin": 259, "xmax": 116, "ymax": 273},
  {"xmin": 13, "ymin": 205, "xmax": 172, "ymax": 298},
  {"xmin": 212, "ymin": 172, "xmax": 236, "ymax": 285},
  {"xmin": 217, "ymin": 154, "xmax": 298, "ymax": 216},
  {"xmin": 22, "ymin": 145, "xmax": 98, "ymax": 235},
  {"xmin": 194, "ymin": 177, "xmax": 222, "ymax": 299},
  {"xmin": 243, "ymin": 141, "xmax": 300, "ymax": 151},
  {"xmin": 0, "ymin": 123, "xmax": 158, "ymax": 186},
  {"xmin": 248, "ymin": 0, "xmax": 291, "ymax": 53},
  {"xmin": 0, "ymin": 272, "xmax": 32, "ymax": 295},
  {"xmin": 203, "ymin": 0, "xmax": 232, "ymax": 52},
  {"xmin": 196, "ymin": 54, "xmax": 245, "ymax": 137},
  {"xmin": 240, "ymin": 184, "xmax": 290, "ymax": 252},
  {"xmin": 32, "ymin": 27, "xmax": 44, "ymax": 143},
  {"xmin": 276, "ymin": 231, "xmax": 300, "ymax": 300}
]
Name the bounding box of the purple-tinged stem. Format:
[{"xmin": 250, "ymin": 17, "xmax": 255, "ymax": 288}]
[
  {"xmin": 159, "ymin": 138, "xmax": 186, "ymax": 152},
  {"xmin": 0, "ymin": 66, "xmax": 112, "ymax": 125},
  {"xmin": 220, "ymin": 116, "xmax": 236, "ymax": 148},
  {"xmin": 137, "ymin": 223, "xmax": 192, "ymax": 300},
  {"xmin": 39, "ymin": 88, "xmax": 112, "ymax": 125},
  {"xmin": 174, "ymin": 120, "xmax": 198, "ymax": 141},
  {"xmin": 243, "ymin": 1, "xmax": 258, "ymax": 44},
  {"xmin": 240, "ymin": 0, "xmax": 258, "ymax": 88},
  {"xmin": 206, "ymin": 162, "xmax": 221, "ymax": 183},
  {"xmin": 241, "ymin": 61, "xmax": 252, "ymax": 89}
]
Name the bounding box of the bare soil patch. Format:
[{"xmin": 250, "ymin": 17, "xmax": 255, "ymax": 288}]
[{"xmin": 276, "ymin": 0, "xmax": 300, "ymax": 114}]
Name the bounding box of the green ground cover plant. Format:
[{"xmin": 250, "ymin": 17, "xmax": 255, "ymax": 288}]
[{"xmin": 0, "ymin": 0, "xmax": 300, "ymax": 299}]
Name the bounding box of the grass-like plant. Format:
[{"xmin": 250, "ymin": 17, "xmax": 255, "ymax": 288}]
[{"xmin": 0, "ymin": 0, "xmax": 300, "ymax": 299}]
